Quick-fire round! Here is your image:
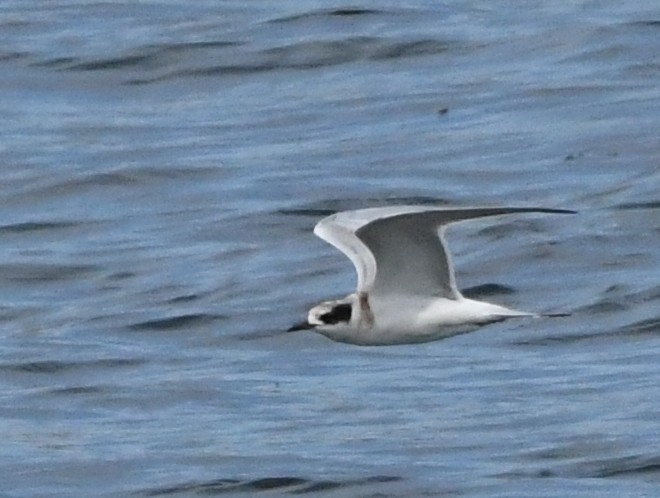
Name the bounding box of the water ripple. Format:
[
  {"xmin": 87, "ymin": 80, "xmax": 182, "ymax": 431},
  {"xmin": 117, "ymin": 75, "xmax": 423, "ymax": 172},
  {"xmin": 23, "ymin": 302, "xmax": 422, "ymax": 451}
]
[
  {"xmin": 0, "ymin": 263, "xmax": 99, "ymax": 282},
  {"xmin": 586, "ymin": 455, "xmax": 660, "ymax": 479},
  {"xmin": 20, "ymin": 31, "xmax": 453, "ymax": 86},
  {"xmin": 0, "ymin": 221, "xmax": 79, "ymax": 234},
  {"xmin": 127, "ymin": 313, "xmax": 227, "ymax": 332},
  {"xmin": 511, "ymin": 454, "xmax": 660, "ymax": 481},
  {"xmin": 0, "ymin": 357, "xmax": 144, "ymax": 374},
  {"xmin": 267, "ymin": 8, "xmax": 384, "ymax": 23},
  {"xmin": 143, "ymin": 475, "xmax": 402, "ymax": 496}
]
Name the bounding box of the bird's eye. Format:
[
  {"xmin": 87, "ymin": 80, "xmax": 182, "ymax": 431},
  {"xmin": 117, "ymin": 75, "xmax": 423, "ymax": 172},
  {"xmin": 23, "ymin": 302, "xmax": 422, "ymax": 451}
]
[{"xmin": 320, "ymin": 303, "xmax": 352, "ymax": 324}]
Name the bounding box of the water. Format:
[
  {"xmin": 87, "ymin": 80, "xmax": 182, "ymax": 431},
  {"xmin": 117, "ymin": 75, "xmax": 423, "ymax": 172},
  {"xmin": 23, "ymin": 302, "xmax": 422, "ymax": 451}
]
[{"xmin": 1, "ymin": 1, "xmax": 659, "ymax": 496}]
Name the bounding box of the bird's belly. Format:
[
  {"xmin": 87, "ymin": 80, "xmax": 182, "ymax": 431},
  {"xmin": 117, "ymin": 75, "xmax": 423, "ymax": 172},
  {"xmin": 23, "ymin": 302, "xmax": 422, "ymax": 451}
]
[
  {"xmin": 366, "ymin": 297, "xmax": 512, "ymax": 345},
  {"xmin": 373, "ymin": 320, "xmax": 483, "ymax": 345}
]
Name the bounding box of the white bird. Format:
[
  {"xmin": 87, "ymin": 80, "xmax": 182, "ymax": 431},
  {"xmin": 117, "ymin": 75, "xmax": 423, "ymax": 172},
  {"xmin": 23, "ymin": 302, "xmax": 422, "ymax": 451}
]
[{"xmin": 289, "ymin": 205, "xmax": 574, "ymax": 345}]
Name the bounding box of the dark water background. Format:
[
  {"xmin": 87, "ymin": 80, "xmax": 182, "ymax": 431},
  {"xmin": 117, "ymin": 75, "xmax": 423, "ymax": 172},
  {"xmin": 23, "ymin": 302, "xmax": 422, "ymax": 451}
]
[{"xmin": 1, "ymin": 1, "xmax": 659, "ymax": 496}]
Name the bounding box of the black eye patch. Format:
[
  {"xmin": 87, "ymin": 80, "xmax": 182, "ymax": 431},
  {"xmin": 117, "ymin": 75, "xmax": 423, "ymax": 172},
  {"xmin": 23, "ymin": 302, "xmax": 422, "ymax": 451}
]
[{"xmin": 320, "ymin": 303, "xmax": 352, "ymax": 325}]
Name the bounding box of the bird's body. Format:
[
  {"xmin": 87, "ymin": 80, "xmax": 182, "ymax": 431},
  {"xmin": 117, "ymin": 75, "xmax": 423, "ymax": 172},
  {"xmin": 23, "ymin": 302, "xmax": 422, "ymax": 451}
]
[
  {"xmin": 311, "ymin": 294, "xmax": 533, "ymax": 345},
  {"xmin": 290, "ymin": 205, "xmax": 573, "ymax": 346}
]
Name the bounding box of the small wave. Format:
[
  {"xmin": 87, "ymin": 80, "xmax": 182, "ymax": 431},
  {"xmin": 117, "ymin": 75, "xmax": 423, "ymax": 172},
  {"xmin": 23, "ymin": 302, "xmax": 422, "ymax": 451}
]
[
  {"xmin": 559, "ymin": 455, "xmax": 660, "ymax": 480},
  {"xmin": 67, "ymin": 54, "xmax": 154, "ymax": 71},
  {"xmin": 575, "ymin": 284, "xmax": 660, "ymax": 315},
  {"xmin": 577, "ymin": 299, "xmax": 628, "ymax": 314},
  {"xmin": 55, "ymin": 40, "xmax": 242, "ymax": 72},
  {"xmin": 372, "ymin": 39, "xmax": 451, "ymax": 60},
  {"xmin": 0, "ymin": 358, "xmax": 144, "ymax": 374},
  {"xmin": 29, "ymin": 40, "xmax": 240, "ymax": 73},
  {"xmin": 584, "ymin": 455, "xmax": 660, "ymax": 479},
  {"xmin": 0, "ymin": 221, "xmax": 79, "ymax": 234},
  {"xmin": 128, "ymin": 313, "xmax": 227, "ymax": 331},
  {"xmin": 0, "ymin": 263, "xmax": 99, "ymax": 282},
  {"xmin": 268, "ymin": 7, "xmax": 383, "ymax": 23},
  {"xmin": 47, "ymin": 385, "xmax": 108, "ymax": 395},
  {"xmin": 30, "ymin": 33, "xmax": 451, "ymax": 85},
  {"xmin": 514, "ymin": 315, "xmax": 660, "ymax": 346},
  {"xmin": 15, "ymin": 166, "xmax": 221, "ymax": 202},
  {"xmin": 166, "ymin": 294, "xmax": 201, "ymax": 304},
  {"xmin": 498, "ymin": 454, "xmax": 660, "ymax": 481},
  {"xmin": 626, "ymin": 20, "xmax": 660, "ymax": 28},
  {"xmin": 0, "ymin": 51, "xmax": 28, "ymax": 62},
  {"xmin": 121, "ymin": 36, "xmax": 451, "ymax": 85},
  {"xmin": 153, "ymin": 40, "xmax": 243, "ymax": 52},
  {"xmin": 617, "ymin": 316, "xmax": 660, "ymax": 336},
  {"xmin": 143, "ymin": 475, "xmax": 401, "ymax": 496},
  {"xmin": 29, "ymin": 56, "xmax": 77, "ymax": 68},
  {"xmin": 26, "ymin": 172, "xmax": 138, "ymax": 199},
  {"xmin": 262, "ymin": 36, "xmax": 450, "ymax": 64},
  {"xmin": 462, "ymin": 283, "xmax": 516, "ymax": 298},
  {"xmin": 613, "ymin": 200, "xmax": 660, "ymax": 210}
]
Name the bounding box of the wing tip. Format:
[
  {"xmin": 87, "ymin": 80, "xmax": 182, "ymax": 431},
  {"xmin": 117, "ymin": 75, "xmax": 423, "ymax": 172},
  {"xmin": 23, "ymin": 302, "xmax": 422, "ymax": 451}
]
[
  {"xmin": 523, "ymin": 208, "xmax": 577, "ymax": 217},
  {"xmin": 311, "ymin": 205, "xmax": 577, "ymax": 237},
  {"xmin": 532, "ymin": 207, "xmax": 577, "ymax": 215}
]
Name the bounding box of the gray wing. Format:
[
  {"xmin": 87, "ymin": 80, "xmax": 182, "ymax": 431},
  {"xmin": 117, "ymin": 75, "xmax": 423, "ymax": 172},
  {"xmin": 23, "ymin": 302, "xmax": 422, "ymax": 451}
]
[{"xmin": 314, "ymin": 206, "xmax": 574, "ymax": 300}]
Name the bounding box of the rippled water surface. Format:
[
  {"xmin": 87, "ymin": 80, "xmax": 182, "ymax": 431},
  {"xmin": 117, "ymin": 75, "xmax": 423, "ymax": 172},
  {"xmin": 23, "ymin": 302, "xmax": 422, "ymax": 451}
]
[{"xmin": 1, "ymin": 1, "xmax": 659, "ymax": 497}]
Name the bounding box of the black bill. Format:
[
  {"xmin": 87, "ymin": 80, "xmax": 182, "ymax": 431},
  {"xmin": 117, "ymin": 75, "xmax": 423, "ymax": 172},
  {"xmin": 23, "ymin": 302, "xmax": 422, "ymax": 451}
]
[{"xmin": 287, "ymin": 320, "xmax": 314, "ymax": 332}]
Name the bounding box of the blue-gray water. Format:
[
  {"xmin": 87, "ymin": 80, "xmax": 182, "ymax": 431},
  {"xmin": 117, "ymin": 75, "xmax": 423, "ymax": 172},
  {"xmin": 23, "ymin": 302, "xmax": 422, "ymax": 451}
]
[{"xmin": 1, "ymin": 1, "xmax": 659, "ymax": 497}]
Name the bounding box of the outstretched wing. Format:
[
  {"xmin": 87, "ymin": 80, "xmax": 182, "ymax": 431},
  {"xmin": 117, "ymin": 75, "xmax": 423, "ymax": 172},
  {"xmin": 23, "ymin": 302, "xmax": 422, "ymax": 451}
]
[{"xmin": 314, "ymin": 206, "xmax": 574, "ymax": 300}]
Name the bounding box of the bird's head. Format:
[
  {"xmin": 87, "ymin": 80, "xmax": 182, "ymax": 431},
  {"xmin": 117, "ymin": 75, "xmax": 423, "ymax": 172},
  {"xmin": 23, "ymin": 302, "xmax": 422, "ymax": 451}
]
[{"xmin": 288, "ymin": 297, "xmax": 353, "ymax": 332}]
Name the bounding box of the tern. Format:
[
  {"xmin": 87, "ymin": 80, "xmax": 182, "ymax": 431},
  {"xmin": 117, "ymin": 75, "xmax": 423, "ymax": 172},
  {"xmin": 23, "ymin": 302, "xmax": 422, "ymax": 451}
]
[{"xmin": 289, "ymin": 206, "xmax": 574, "ymax": 345}]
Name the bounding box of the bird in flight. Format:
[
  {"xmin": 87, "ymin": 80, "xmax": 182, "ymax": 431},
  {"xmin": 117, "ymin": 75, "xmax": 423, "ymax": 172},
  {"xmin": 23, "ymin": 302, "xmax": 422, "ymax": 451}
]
[{"xmin": 289, "ymin": 205, "xmax": 574, "ymax": 345}]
